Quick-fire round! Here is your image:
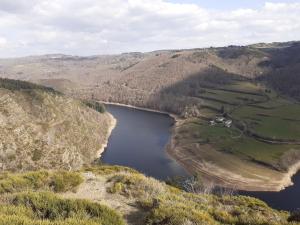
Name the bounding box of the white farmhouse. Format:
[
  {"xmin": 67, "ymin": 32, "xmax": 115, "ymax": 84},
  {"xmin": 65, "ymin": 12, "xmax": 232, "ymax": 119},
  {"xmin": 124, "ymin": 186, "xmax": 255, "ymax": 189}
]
[
  {"xmin": 216, "ymin": 117, "xmax": 225, "ymax": 122},
  {"xmin": 225, "ymin": 120, "xmax": 232, "ymax": 128}
]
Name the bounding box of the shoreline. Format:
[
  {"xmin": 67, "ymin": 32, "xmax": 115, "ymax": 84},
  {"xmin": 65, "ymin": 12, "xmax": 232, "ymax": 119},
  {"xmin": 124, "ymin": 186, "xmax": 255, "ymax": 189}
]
[
  {"xmin": 167, "ymin": 148, "xmax": 284, "ymax": 192},
  {"xmin": 98, "ymin": 101, "xmax": 300, "ymax": 192},
  {"xmin": 97, "ymin": 113, "xmax": 117, "ymax": 158},
  {"xmin": 97, "ymin": 101, "xmax": 179, "ymax": 122},
  {"xmin": 167, "ymin": 127, "xmax": 300, "ymax": 192},
  {"xmin": 279, "ymin": 161, "xmax": 300, "ymax": 190}
]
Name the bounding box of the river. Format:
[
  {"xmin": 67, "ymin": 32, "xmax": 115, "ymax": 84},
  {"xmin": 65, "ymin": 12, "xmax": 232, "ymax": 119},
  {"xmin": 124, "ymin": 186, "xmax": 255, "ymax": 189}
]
[
  {"xmin": 102, "ymin": 104, "xmax": 300, "ymax": 211},
  {"xmin": 240, "ymin": 173, "xmax": 300, "ymax": 211},
  {"xmin": 102, "ymin": 104, "xmax": 188, "ymax": 180}
]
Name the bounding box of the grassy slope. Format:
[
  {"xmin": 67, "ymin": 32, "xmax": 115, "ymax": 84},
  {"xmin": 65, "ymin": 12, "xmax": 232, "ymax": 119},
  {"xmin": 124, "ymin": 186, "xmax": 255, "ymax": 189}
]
[
  {"xmin": 232, "ymin": 103, "xmax": 300, "ymax": 140},
  {"xmin": 172, "ymin": 77, "xmax": 300, "ymax": 163},
  {"xmin": 0, "ymin": 169, "xmax": 125, "ymax": 225},
  {"xmin": 0, "ymin": 165, "xmax": 297, "ymax": 225},
  {"xmin": 167, "ymin": 77, "xmax": 300, "ymax": 190}
]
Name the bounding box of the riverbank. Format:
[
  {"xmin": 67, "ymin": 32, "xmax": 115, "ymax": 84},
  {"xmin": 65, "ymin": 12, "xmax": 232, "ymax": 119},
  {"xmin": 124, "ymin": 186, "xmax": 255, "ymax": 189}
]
[
  {"xmin": 99, "ymin": 102, "xmax": 300, "ymax": 192},
  {"xmin": 280, "ymin": 161, "xmax": 300, "ymax": 189},
  {"xmin": 168, "ymin": 120, "xmax": 300, "ymax": 192},
  {"xmin": 97, "ymin": 113, "xmax": 117, "ymax": 158},
  {"xmin": 98, "ymin": 101, "xmax": 179, "ymax": 122}
]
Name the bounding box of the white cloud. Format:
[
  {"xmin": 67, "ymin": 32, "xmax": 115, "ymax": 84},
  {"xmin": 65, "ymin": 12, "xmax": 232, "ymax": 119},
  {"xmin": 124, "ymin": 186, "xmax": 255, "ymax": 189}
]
[
  {"xmin": 0, "ymin": 0, "xmax": 300, "ymax": 57},
  {"xmin": 0, "ymin": 0, "xmax": 39, "ymax": 13},
  {"xmin": 0, "ymin": 37, "xmax": 7, "ymax": 48}
]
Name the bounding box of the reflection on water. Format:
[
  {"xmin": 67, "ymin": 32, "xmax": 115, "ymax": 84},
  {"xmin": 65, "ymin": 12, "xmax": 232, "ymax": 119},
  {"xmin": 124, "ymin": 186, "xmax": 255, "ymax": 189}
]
[{"xmin": 102, "ymin": 104, "xmax": 188, "ymax": 180}]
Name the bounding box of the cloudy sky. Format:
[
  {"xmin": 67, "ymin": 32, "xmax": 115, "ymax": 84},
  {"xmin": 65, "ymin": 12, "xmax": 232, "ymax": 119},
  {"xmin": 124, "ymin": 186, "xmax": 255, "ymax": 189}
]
[{"xmin": 0, "ymin": 0, "xmax": 300, "ymax": 57}]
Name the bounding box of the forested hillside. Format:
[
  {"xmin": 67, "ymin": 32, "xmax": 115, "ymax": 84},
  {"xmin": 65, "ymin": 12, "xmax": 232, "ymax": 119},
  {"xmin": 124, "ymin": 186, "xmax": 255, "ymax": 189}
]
[
  {"xmin": 0, "ymin": 78, "xmax": 113, "ymax": 171},
  {"xmin": 1, "ymin": 41, "xmax": 299, "ymax": 113}
]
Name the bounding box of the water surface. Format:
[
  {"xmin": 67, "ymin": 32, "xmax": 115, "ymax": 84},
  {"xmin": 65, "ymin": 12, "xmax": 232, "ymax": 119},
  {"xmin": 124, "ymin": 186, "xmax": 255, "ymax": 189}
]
[
  {"xmin": 102, "ymin": 104, "xmax": 300, "ymax": 211},
  {"xmin": 241, "ymin": 173, "xmax": 300, "ymax": 211},
  {"xmin": 102, "ymin": 104, "xmax": 188, "ymax": 180}
]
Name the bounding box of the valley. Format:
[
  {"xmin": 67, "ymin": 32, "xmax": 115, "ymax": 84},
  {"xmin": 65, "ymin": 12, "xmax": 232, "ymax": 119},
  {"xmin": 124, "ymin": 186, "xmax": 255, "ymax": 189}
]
[
  {"xmin": 1, "ymin": 42, "xmax": 299, "ymax": 191},
  {"xmin": 1, "ymin": 41, "xmax": 300, "ymax": 224},
  {"xmin": 2, "ymin": 0, "xmax": 300, "ymax": 223}
]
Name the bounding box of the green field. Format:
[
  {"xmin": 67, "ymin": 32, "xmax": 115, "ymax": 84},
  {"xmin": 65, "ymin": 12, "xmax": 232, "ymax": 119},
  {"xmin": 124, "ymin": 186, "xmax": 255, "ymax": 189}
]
[
  {"xmin": 179, "ymin": 79, "xmax": 300, "ymax": 171},
  {"xmin": 192, "ymin": 80, "xmax": 269, "ymax": 118},
  {"xmin": 178, "ymin": 119, "xmax": 300, "ymax": 170},
  {"xmin": 232, "ymin": 102, "xmax": 300, "ymax": 141}
]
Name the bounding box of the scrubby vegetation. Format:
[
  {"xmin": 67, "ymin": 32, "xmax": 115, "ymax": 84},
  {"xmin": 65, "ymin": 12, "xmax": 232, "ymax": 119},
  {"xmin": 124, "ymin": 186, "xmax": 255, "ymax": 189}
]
[
  {"xmin": 0, "ymin": 192, "xmax": 125, "ymax": 225},
  {"xmin": 0, "ymin": 169, "xmax": 126, "ymax": 225},
  {"xmin": 83, "ymin": 100, "xmax": 106, "ymax": 113},
  {"xmin": 141, "ymin": 193, "xmax": 288, "ymax": 225},
  {"xmin": 0, "ymin": 78, "xmax": 59, "ymax": 94},
  {"xmin": 0, "ymin": 170, "xmax": 83, "ymax": 194},
  {"xmin": 0, "ymin": 165, "xmax": 299, "ymax": 225},
  {"xmin": 99, "ymin": 165, "xmax": 297, "ymax": 225},
  {"xmin": 83, "ymin": 165, "xmax": 139, "ymax": 175}
]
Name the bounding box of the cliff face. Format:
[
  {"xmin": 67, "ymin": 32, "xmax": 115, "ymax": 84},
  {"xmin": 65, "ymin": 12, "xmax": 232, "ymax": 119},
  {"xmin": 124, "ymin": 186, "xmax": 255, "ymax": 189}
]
[{"xmin": 0, "ymin": 79, "xmax": 113, "ymax": 171}]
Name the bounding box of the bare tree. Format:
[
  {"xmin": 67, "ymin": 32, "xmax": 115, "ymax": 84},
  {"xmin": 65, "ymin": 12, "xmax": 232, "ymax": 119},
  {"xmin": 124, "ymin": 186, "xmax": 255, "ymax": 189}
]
[
  {"xmin": 183, "ymin": 174, "xmax": 215, "ymax": 195},
  {"xmin": 182, "ymin": 174, "xmax": 237, "ymax": 197}
]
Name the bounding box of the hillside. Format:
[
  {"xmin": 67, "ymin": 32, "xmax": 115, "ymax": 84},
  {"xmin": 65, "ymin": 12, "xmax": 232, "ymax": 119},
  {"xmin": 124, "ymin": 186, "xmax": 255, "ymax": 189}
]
[
  {"xmin": 0, "ymin": 165, "xmax": 299, "ymax": 225},
  {"xmin": 0, "ymin": 78, "xmax": 114, "ymax": 171},
  {"xmin": 0, "ymin": 42, "xmax": 299, "ymax": 113},
  {"xmin": 1, "ymin": 41, "xmax": 300, "ymax": 191}
]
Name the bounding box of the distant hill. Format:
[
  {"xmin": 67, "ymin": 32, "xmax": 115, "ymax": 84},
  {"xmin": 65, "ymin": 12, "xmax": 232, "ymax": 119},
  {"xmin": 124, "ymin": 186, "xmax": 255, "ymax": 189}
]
[
  {"xmin": 0, "ymin": 78, "xmax": 113, "ymax": 171},
  {"xmin": 0, "ymin": 41, "xmax": 299, "ymax": 112}
]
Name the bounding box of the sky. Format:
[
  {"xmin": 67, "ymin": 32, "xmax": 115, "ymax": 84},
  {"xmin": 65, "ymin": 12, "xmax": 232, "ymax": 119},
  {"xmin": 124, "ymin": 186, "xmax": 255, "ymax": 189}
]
[
  {"xmin": 169, "ymin": 0, "xmax": 298, "ymax": 10},
  {"xmin": 0, "ymin": 0, "xmax": 300, "ymax": 57}
]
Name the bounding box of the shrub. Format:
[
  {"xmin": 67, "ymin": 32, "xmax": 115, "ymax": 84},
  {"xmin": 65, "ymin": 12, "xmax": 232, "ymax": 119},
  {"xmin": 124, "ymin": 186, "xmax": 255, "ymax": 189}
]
[
  {"xmin": 107, "ymin": 173, "xmax": 166, "ymax": 199},
  {"xmin": 0, "ymin": 192, "xmax": 125, "ymax": 225},
  {"xmin": 0, "ymin": 216, "xmax": 100, "ymax": 225},
  {"xmin": 144, "ymin": 197, "xmax": 216, "ymax": 225},
  {"xmin": 211, "ymin": 209, "xmax": 236, "ymax": 224},
  {"xmin": 0, "ymin": 78, "xmax": 59, "ymax": 94},
  {"xmin": 288, "ymin": 209, "xmax": 300, "ymax": 222},
  {"xmin": 0, "ymin": 171, "xmax": 83, "ymax": 194},
  {"xmin": 50, "ymin": 171, "xmax": 84, "ymax": 192},
  {"xmin": 108, "ymin": 182, "xmax": 124, "ymax": 194},
  {"xmin": 83, "ymin": 101, "xmax": 106, "ymax": 113},
  {"xmin": 32, "ymin": 149, "xmax": 43, "ymax": 161},
  {"xmin": 83, "ymin": 165, "xmax": 138, "ymax": 175}
]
